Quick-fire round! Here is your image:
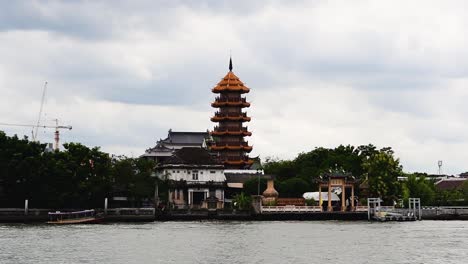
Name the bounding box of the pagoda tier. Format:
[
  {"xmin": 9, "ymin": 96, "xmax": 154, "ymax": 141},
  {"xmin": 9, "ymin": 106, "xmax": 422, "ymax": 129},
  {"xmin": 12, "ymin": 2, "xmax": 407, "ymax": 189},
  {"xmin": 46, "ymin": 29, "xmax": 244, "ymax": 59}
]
[
  {"xmin": 209, "ymin": 59, "xmax": 253, "ymax": 169},
  {"xmin": 210, "ymin": 142, "xmax": 253, "ymax": 152},
  {"xmin": 211, "ymin": 126, "xmax": 252, "ymax": 137},
  {"xmin": 210, "ymin": 112, "xmax": 251, "ymax": 122},
  {"xmin": 211, "ymin": 97, "xmax": 250, "ymax": 107}
]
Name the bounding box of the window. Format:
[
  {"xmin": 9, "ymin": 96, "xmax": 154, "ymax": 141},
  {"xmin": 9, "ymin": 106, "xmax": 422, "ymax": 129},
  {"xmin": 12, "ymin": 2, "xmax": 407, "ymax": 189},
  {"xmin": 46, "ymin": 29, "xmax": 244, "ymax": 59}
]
[
  {"xmin": 192, "ymin": 171, "xmax": 198, "ymax": 180},
  {"xmin": 200, "ymin": 171, "xmax": 203, "ymax": 174},
  {"xmin": 171, "ymin": 190, "xmax": 175, "ymax": 200},
  {"xmin": 176, "ymin": 171, "xmax": 179, "ymax": 173},
  {"xmin": 172, "ymin": 170, "xmax": 175, "ymax": 173},
  {"xmin": 210, "ymin": 171, "xmax": 216, "ymax": 174}
]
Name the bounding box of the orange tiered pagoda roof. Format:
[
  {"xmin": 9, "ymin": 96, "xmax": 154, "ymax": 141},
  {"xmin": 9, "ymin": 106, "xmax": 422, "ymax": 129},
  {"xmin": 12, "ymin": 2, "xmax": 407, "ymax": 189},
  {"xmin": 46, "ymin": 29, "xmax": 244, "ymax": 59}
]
[
  {"xmin": 212, "ymin": 71, "xmax": 250, "ymax": 94},
  {"xmin": 209, "ymin": 58, "xmax": 254, "ymax": 169}
]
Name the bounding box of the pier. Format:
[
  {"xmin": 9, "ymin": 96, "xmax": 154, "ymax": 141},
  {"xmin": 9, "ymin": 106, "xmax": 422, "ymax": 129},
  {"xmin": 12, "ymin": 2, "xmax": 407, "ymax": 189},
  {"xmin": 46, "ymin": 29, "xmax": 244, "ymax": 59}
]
[{"xmin": 367, "ymin": 198, "xmax": 421, "ymax": 222}]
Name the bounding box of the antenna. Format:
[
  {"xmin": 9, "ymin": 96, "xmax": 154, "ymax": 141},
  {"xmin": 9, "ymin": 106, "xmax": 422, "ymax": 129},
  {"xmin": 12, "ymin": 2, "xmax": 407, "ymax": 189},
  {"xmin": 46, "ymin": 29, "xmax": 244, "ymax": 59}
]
[
  {"xmin": 34, "ymin": 81, "xmax": 47, "ymax": 141},
  {"xmin": 438, "ymin": 160, "xmax": 443, "ymax": 175}
]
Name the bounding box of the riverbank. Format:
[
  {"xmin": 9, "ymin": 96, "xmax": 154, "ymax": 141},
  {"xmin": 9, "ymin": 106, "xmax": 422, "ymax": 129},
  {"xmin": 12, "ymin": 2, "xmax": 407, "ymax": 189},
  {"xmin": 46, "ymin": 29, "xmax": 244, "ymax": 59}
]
[{"xmin": 1, "ymin": 207, "xmax": 468, "ymax": 222}]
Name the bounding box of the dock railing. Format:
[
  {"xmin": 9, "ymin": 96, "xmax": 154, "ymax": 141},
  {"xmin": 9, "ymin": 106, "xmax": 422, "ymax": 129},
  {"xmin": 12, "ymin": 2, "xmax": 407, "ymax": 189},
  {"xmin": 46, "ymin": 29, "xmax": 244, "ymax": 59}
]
[
  {"xmin": 367, "ymin": 197, "xmax": 421, "ymax": 221},
  {"xmin": 261, "ymin": 205, "xmax": 322, "ymax": 213}
]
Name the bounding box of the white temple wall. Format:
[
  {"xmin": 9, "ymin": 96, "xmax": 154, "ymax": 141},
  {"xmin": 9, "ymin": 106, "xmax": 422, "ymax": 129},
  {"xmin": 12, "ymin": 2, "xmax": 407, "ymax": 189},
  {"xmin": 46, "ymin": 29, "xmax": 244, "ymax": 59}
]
[{"xmin": 163, "ymin": 168, "xmax": 225, "ymax": 182}]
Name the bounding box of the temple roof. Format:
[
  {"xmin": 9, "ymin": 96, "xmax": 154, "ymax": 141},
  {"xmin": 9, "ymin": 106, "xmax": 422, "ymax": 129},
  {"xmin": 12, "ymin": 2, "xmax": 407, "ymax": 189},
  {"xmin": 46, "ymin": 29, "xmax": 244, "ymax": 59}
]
[
  {"xmin": 225, "ymin": 173, "xmax": 274, "ymax": 184},
  {"xmin": 162, "ymin": 147, "xmax": 220, "ymax": 165},
  {"xmin": 143, "ymin": 130, "xmax": 211, "ymax": 157},
  {"xmin": 161, "ymin": 130, "xmax": 209, "ymax": 145},
  {"xmin": 212, "ymin": 71, "xmax": 250, "ymax": 93}
]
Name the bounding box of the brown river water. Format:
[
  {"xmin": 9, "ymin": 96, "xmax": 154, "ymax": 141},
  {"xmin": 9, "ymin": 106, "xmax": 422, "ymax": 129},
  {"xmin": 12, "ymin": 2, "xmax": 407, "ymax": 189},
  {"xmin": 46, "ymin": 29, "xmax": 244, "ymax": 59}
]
[{"xmin": 0, "ymin": 221, "xmax": 467, "ymax": 264}]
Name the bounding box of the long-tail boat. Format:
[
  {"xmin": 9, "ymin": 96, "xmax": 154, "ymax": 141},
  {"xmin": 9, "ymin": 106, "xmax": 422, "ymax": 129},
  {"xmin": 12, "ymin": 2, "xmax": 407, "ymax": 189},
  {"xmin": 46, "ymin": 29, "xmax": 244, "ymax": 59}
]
[{"xmin": 47, "ymin": 209, "xmax": 103, "ymax": 224}]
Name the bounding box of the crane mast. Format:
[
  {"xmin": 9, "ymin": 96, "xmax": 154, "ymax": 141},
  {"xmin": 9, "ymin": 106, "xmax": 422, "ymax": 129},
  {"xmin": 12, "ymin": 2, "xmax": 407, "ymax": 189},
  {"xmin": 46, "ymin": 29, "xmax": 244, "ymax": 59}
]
[
  {"xmin": 34, "ymin": 81, "xmax": 48, "ymax": 141},
  {"xmin": 0, "ymin": 82, "xmax": 72, "ymax": 151}
]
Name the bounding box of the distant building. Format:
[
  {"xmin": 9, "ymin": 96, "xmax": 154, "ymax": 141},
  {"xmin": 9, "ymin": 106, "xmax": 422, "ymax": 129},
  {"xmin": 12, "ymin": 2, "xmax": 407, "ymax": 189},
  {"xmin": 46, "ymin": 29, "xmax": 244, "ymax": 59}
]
[
  {"xmin": 141, "ymin": 129, "xmax": 211, "ymax": 163},
  {"xmin": 156, "ymin": 147, "xmax": 225, "ymax": 209},
  {"xmin": 435, "ymin": 177, "xmax": 467, "ymax": 191}
]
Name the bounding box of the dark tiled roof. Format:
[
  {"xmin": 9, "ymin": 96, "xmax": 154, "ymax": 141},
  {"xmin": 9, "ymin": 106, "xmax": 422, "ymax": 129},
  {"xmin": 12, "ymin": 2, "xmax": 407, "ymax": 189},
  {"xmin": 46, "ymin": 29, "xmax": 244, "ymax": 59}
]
[
  {"xmin": 435, "ymin": 179, "xmax": 467, "ymax": 190},
  {"xmin": 225, "ymin": 173, "xmax": 274, "ymax": 183},
  {"xmin": 162, "ymin": 131, "xmax": 209, "ymax": 145},
  {"xmin": 163, "ymin": 147, "xmax": 219, "ymax": 165}
]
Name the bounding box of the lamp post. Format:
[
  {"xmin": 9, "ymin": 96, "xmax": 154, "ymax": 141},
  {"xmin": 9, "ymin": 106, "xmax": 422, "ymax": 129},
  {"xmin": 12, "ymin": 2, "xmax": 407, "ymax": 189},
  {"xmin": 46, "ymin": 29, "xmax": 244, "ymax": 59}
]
[{"xmin": 256, "ymin": 169, "xmax": 262, "ymax": 196}]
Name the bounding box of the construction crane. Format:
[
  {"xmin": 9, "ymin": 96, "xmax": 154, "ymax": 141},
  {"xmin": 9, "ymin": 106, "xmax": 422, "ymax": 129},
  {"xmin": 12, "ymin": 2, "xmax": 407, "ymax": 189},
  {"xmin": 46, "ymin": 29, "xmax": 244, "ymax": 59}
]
[
  {"xmin": 33, "ymin": 81, "xmax": 48, "ymax": 141},
  {"xmin": 0, "ymin": 120, "xmax": 72, "ymax": 151}
]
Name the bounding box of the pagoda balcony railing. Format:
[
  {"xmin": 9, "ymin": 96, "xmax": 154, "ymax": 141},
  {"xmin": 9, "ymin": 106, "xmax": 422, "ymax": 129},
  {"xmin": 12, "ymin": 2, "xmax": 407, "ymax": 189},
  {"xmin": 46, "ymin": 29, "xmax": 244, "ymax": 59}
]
[
  {"xmin": 213, "ymin": 112, "xmax": 248, "ymax": 117},
  {"xmin": 214, "ymin": 142, "xmax": 250, "ymax": 147},
  {"xmin": 213, "ymin": 126, "xmax": 248, "ymax": 132},
  {"xmin": 214, "ymin": 97, "xmax": 247, "ymax": 103},
  {"xmin": 223, "ymin": 156, "xmax": 251, "ymax": 162}
]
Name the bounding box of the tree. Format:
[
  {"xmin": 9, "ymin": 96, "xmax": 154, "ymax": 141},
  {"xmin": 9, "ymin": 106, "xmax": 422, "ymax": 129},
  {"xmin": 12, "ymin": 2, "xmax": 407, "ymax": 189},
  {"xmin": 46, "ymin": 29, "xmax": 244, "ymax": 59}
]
[
  {"xmin": 243, "ymin": 177, "xmax": 267, "ymax": 196},
  {"xmin": 0, "ymin": 131, "xmax": 156, "ymax": 208},
  {"xmin": 111, "ymin": 157, "xmax": 156, "ymax": 206},
  {"xmin": 232, "ymin": 192, "xmax": 252, "ymax": 210},
  {"xmin": 364, "ymin": 151, "xmax": 402, "ymax": 204},
  {"xmin": 463, "ymin": 181, "xmax": 468, "ymax": 204},
  {"xmin": 402, "ymin": 174, "xmax": 435, "ymax": 205},
  {"xmin": 277, "ymin": 178, "xmax": 311, "ymax": 198},
  {"xmin": 263, "ymin": 158, "xmax": 297, "ymax": 181}
]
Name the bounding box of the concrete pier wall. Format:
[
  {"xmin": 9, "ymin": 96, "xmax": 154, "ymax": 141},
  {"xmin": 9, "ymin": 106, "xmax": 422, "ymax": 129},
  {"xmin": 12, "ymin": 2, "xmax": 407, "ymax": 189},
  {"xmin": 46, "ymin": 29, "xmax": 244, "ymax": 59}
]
[
  {"xmin": 422, "ymin": 207, "xmax": 468, "ymax": 220},
  {"xmin": 2, "ymin": 207, "xmax": 468, "ymax": 222},
  {"xmin": 0, "ymin": 208, "xmax": 156, "ymax": 222}
]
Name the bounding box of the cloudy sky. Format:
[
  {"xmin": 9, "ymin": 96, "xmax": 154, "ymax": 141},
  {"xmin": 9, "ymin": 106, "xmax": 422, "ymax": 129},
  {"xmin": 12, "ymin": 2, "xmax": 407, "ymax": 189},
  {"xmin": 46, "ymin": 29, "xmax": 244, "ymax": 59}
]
[{"xmin": 1, "ymin": 0, "xmax": 467, "ymax": 174}]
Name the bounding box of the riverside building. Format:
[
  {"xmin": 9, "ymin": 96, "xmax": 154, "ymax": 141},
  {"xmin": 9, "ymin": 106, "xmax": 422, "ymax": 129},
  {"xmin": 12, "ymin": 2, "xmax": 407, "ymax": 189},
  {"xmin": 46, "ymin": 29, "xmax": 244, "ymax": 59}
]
[{"xmin": 156, "ymin": 147, "xmax": 225, "ymax": 209}]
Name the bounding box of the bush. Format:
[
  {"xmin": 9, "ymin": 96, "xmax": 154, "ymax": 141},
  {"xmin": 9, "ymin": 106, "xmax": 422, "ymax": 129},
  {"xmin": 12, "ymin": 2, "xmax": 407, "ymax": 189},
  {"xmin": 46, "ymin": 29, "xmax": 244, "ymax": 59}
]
[
  {"xmin": 277, "ymin": 178, "xmax": 311, "ymax": 198},
  {"xmin": 232, "ymin": 192, "xmax": 252, "ymax": 210},
  {"xmin": 243, "ymin": 177, "xmax": 267, "ymax": 196},
  {"xmin": 305, "ymin": 198, "xmax": 316, "ymax": 206}
]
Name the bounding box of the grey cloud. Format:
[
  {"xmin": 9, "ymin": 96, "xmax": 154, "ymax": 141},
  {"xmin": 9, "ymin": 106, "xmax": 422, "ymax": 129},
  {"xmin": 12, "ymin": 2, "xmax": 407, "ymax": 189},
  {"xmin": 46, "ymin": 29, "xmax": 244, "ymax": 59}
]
[{"xmin": 1, "ymin": 0, "xmax": 468, "ymax": 174}]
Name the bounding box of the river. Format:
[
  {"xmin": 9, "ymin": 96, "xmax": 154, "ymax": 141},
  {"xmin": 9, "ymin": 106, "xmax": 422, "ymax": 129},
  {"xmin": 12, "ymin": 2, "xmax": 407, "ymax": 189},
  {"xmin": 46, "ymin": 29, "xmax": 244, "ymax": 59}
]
[{"xmin": 0, "ymin": 221, "xmax": 466, "ymax": 264}]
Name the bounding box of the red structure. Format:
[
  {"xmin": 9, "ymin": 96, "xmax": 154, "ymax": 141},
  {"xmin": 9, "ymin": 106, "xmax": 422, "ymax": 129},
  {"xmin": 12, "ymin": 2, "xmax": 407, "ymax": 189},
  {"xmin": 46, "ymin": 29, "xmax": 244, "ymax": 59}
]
[{"xmin": 210, "ymin": 59, "xmax": 253, "ymax": 169}]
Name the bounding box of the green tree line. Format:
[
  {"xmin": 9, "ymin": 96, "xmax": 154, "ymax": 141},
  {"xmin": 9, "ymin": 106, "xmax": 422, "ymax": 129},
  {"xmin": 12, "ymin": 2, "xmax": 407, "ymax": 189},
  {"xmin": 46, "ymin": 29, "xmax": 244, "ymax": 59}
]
[
  {"xmin": 1, "ymin": 131, "xmax": 466, "ymax": 207},
  {"xmin": 0, "ymin": 131, "xmax": 156, "ymax": 208},
  {"xmin": 244, "ymin": 144, "xmax": 467, "ymax": 206}
]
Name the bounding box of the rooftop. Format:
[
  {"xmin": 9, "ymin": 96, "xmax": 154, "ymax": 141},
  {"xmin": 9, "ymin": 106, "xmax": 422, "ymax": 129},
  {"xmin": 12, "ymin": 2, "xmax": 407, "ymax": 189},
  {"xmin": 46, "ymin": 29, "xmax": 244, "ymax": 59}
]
[
  {"xmin": 160, "ymin": 130, "xmax": 209, "ymax": 145},
  {"xmin": 212, "ymin": 71, "xmax": 250, "ymax": 94},
  {"xmin": 435, "ymin": 178, "xmax": 467, "ymax": 191},
  {"xmin": 162, "ymin": 147, "xmax": 220, "ymax": 165},
  {"xmin": 225, "ymin": 173, "xmax": 274, "ymax": 184}
]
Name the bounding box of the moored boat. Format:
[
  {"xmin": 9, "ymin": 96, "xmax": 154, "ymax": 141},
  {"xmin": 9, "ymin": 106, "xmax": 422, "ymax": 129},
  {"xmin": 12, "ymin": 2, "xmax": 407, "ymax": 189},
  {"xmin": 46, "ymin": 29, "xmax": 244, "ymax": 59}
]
[{"xmin": 47, "ymin": 209, "xmax": 104, "ymax": 224}]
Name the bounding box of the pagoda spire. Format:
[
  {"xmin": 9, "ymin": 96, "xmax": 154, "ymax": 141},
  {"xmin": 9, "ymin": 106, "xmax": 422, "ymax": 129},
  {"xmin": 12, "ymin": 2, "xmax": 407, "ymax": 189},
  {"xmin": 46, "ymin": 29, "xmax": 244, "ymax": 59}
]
[{"xmin": 229, "ymin": 57, "xmax": 233, "ymax": 72}]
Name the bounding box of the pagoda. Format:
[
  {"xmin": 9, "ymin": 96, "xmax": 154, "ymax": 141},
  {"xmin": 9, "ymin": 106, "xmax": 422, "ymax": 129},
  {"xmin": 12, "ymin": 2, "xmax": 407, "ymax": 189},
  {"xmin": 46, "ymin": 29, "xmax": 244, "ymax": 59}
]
[{"xmin": 210, "ymin": 58, "xmax": 254, "ymax": 169}]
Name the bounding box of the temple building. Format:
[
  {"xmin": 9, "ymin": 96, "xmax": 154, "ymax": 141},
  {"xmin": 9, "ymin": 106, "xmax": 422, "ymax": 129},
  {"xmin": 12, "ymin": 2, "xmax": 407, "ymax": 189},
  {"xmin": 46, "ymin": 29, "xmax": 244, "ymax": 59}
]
[
  {"xmin": 209, "ymin": 58, "xmax": 254, "ymax": 169},
  {"xmin": 141, "ymin": 129, "xmax": 211, "ymax": 164},
  {"xmin": 156, "ymin": 147, "xmax": 225, "ymax": 209}
]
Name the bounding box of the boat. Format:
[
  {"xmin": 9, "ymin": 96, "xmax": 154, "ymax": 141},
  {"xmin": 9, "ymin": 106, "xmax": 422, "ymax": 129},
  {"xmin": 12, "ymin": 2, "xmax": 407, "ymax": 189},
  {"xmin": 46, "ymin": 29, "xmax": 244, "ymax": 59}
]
[{"xmin": 47, "ymin": 209, "xmax": 104, "ymax": 224}]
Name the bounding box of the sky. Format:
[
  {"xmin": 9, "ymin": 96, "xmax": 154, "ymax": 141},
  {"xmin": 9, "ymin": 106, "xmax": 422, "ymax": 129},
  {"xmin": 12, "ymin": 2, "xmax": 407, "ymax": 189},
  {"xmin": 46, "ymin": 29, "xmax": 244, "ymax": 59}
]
[{"xmin": 0, "ymin": 0, "xmax": 467, "ymax": 175}]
